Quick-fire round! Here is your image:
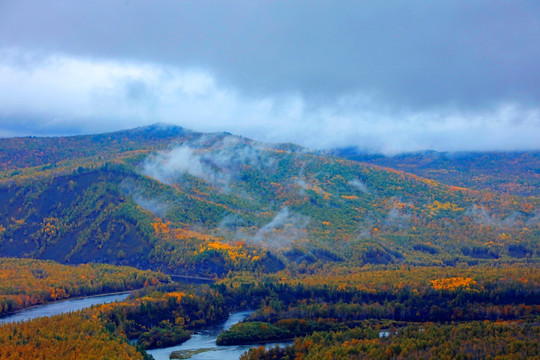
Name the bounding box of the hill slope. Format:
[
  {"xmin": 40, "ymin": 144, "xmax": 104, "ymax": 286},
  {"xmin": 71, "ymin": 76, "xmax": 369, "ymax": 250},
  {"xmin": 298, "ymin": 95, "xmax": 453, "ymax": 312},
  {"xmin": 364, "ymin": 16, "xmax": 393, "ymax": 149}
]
[
  {"xmin": 330, "ymin": 148, "xmax": 540, "ymax": 197},
  {"xmin": 0, "ymin": 125, "xmax": 538, "ymax": 276}
]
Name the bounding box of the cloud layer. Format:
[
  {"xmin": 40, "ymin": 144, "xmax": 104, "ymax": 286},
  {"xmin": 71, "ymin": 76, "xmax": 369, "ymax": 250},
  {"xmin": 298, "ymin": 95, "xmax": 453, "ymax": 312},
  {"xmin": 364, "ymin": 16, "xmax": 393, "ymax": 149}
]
[
  {"xmin": 1, "ymin": 50, "xmax": 538, "ymax": 153},
  {"xmin": 1, "ymin": 1, "xmax": 539, "ymax": 153},
  {"xmin": 3, "ymin": 1, "xmax": 540, "ymax": 106},
  {"xmin": 141, "ymin": 134, "xmax": 276, "ymax": 191}
]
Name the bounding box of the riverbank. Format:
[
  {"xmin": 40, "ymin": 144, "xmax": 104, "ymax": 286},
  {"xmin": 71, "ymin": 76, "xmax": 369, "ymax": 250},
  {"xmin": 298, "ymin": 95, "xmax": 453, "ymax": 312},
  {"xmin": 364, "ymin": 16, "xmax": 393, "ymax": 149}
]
[
  {"xmin": 0, "ymin": 289, "xmax": 136, "ymax": 319},
  {"xmin": 0, "ymin": 291, "xmax": 132, "ymax": 324},
  {"xmin": 147, "ymin": 311, "xmax": 292, "ymax": 360}
]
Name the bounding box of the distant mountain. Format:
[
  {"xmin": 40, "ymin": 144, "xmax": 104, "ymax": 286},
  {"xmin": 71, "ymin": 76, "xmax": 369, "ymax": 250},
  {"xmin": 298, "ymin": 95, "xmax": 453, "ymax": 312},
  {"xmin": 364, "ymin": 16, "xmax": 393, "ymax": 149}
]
[
  {"xmin": 0, "ymin": 123, "xmax": 193, "ymax": 174},
  {"xmin": 0, "ymin": 125, "xmax": 538, "ymax": 276},
  {"xmin": 330, "ymin": 148, "xmax": 540, "ymax": 197}
]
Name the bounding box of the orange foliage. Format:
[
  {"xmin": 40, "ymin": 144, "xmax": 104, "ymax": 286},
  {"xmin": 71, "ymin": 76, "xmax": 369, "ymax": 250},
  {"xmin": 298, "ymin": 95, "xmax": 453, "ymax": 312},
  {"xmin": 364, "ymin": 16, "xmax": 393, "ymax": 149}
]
[
  {"xmin": 430, "ymin": 277, "xmax": 477, "ymax": 291},
  {"xmin": 201, "ymin": 241, "xmax": 250, "ymax": 261},
  {"xmin": 0, "ymin": 312, "xmax": 142, "ymax": 359},
  {"xmin": 0, "ymin": 258, "xmax": 167, "ymax": 315}
]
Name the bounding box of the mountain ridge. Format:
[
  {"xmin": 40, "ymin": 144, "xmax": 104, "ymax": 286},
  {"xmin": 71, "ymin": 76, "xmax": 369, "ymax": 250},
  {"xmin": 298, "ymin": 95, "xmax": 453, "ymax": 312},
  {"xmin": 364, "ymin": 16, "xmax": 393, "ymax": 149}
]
[
  {"xmin": 330, "ymin": 146, "xmax": 540, "ymax": 197},
  {"xmin": 0, "ymin": 125, "xmax": 537, "ymax": 277}
]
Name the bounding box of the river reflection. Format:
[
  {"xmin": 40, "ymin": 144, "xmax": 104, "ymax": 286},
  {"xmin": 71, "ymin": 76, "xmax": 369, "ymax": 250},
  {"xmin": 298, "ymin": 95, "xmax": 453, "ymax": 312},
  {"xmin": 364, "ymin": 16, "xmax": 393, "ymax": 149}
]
[
  {"xmin": 147, "ymin": 311, "xmax": 291, "ymax": 360},
  {"xmin": 0, "ymin": 292, "xmax": 131, "ymax": 324}
]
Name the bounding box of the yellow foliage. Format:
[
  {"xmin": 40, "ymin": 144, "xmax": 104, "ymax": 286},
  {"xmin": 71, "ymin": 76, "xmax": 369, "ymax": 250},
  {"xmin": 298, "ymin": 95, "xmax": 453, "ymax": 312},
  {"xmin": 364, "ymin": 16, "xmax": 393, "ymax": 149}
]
[
  {"xmin": 166, "ymin": 292, "xmax": 185, "ymax": 303},
  {"xmin": 422, "ymin": 178, "xmax": 439, "ymax": 187},
  {"xmin": 430, "ymin": 277, "xmax": 477, "ymax": 291},
  {"xmin": 427, "ymin": 200, "xmax": 464, "ymax": 212},
  {"xmin": 0, "ymin": 258, "xmax": 167, "ymax": 315},
  {"xmin": 202, "ymin": 241, "xmax": 249, "ymax": 261}
]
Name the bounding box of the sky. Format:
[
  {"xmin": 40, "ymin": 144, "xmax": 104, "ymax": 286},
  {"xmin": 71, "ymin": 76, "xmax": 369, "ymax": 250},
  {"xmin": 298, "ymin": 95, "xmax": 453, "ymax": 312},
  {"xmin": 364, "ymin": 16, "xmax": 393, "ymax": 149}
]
[{"xmin": 0, "ymin": 0, "xmax": 539, "ymax": 153}]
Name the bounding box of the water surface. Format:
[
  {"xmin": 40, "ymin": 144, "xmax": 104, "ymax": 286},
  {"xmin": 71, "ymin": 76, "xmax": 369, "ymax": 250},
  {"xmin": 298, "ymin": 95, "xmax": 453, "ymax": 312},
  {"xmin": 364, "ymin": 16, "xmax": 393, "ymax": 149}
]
[
  {"xmin": 148, "ymin": 311, "xmax": 291, "ymax": 360},
  {"xmin": 0, "ymin": 292, "xmax": 131, "ymax": 324}
]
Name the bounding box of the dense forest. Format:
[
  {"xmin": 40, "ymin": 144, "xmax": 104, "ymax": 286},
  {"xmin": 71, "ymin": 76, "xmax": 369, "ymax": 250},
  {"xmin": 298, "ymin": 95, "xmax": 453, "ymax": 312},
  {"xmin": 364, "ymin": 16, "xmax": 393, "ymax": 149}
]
[
  {"xmin": 241, "ymin": 321, "xmax": 539, "ymax": 360},
  {"xmin": 0, "ymin": 126, "xmax": 537, "ymax": 277},
  {"xmin": 0, "ymin": 258, "xmax": 168, "ymax": 315},
  {"xmin": 0, "ymin": 125, "xmax": 538, "ymax": 359},
  {"xmin": 0, "ymin": 264, "xmax": 537, "ymax": 358},
  {"xmin": 331, "ymin": 148, "xmax": 540, "ymax": 197}
]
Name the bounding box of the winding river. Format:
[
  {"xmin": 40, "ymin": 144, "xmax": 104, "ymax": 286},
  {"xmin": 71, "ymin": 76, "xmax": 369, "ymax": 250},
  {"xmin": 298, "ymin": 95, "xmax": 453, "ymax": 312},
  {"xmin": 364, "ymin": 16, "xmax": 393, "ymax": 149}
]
[
  {"xmin": 0, "ymin": 295, "xmax": 288, "ymax": 360},
  {"xmin": 147, "ymin": 311, "xmax": 291, "ymax": 360},
  {"xmin": 0, "ymin": 292, "xmax": 131, "ymax": 324}
]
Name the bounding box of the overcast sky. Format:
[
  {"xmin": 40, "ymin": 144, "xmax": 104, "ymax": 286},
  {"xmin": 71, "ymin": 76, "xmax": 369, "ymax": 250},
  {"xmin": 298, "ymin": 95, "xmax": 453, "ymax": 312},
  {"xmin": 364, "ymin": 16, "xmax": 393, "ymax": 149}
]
[{"xmin": 0, "ymin": 0, "xmax": 539, "ymax": 153}]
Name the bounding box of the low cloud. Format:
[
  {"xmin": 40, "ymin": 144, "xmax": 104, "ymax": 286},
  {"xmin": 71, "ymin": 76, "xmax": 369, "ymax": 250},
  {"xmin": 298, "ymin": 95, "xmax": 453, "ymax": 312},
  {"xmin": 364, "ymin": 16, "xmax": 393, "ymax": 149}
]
[
  {"xmin": 133, "ymin": 195, "xmax": 170, "ymax": 219},
  {"xmin": 349, "ymin": 178, "xmax": 370, "ymax": 194},
  {"xmin": 527, "ymin": 209, "xmax": 540, "ymax": 227},
  {"xmin": 385, "ymin": 206, "xmax": 411, "ymax": 230},
  {"xmin": 356, "ymin": 215, "xmax": 376, "ymax": 240},
  {"xmin": 142, "ymin": 146, "xmax": 208, "ymax": 186},
  {"xmin": 120, "ymin": 179, "xmax": 170, "ymax": 218},
  {"xmin": 251, "ymin": 207, "xmax": 310, "ymax": 248},
  {"xmin": 216, "ymin": 207, "xmax": 310, "ymax": 248},
  {"xmin": 1, "ymin": 49, "xmax": 539, "ymax": 153},
  {"xmin": 466, "ymin": 206, "xmax": 522, "ymax": 229},
  {"xmin": 141, "ymin": 134, "xmax": 275, "ymax": 191}
]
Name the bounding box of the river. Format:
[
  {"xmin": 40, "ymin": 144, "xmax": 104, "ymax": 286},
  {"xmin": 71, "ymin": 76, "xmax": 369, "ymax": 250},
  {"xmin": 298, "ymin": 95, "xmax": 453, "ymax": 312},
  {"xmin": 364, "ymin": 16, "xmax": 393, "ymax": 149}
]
[
  {"xmin": 0, "ymin": 293, "xmax": 391, "ymax": 359},
  {"xmin": 147, "ymin": 311, "xmax": 292, "ymax": 360},
  {"xmin": 0, "ymin": 295, "xmax": 288, "ymax": 360},
  {"xmin": 0, "ymin": 292, "xmax": 131, "ymax": 324}
]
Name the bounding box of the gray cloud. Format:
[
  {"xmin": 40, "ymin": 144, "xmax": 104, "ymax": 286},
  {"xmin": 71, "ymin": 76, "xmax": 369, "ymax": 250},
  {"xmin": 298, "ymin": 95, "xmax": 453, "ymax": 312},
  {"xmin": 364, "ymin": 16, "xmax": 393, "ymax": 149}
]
[
  {"xmin": 348, "ymin": 179, "xmax": 369, "ymax": 194},
  {"xmin": 466, "ymin": 206, "xmax": 525, "ymax": 229},
  {"xmin": 120, "ymin": 179, "xmax": 170, "ymax": 218},
  {"xmin": 216, "ymin": 207, "xmax": 310, "ymax": 249},
  {"xmin": 385, "ymin": 206, "xmax": 411, "ymax": 230},
  {"xmin": 141, "ymin": 134, "xmax": 276, "ymax": 191},
  {"xmin": 2, "ymin": 1, "xmax": 540, "ymax": 107},
  {"xmin": 0, "ymin": 1, "xmax": 539, "ymax": 153},
  {"xmin": 251, "ymin": 207, "xmax": 310, "ymax": 248}
]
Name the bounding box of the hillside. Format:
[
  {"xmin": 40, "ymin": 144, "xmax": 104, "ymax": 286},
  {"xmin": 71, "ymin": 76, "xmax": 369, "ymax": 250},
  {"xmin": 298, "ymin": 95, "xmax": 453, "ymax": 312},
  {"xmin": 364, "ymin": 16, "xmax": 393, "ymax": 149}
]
[
  {"xmin": 330, "ymin": 148, "xmax": 540, "ymax": 197},
  {"xmin": 0, "ymin": 257, "xmax": 167, "ymax": 315},
  {"xmin": 0, "ymin": 125, "xmax": 538, "ymax": 277}
]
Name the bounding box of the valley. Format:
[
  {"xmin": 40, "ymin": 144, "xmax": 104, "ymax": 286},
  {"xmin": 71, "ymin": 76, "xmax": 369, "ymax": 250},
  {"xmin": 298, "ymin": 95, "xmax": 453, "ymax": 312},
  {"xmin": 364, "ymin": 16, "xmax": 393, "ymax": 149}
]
[{"xmin": 0, "ymin": 125, "xmax": 538, "ymax": 359}]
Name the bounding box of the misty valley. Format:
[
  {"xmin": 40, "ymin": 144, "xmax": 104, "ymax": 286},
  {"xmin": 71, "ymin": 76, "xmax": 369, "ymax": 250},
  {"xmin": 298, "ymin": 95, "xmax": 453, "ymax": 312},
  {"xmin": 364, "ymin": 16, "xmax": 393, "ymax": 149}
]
[
  {"xmin": 0, "ymin": 125, "xmax": 538, "ymax": 359},
  {"xmin": 2, "ymin": 1, "xmax": 540, "ymax": 358}
]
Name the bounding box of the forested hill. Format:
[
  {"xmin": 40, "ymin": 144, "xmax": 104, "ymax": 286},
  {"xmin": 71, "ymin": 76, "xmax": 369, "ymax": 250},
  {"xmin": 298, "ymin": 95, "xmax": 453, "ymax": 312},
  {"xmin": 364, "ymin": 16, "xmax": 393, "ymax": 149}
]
[
  {"xmin": 0, "ymin": 125, "xmax": 538, "ymax": 277},
  {"xmin": 330, "ymin": 147, "xmax": 540, "ymax": 197},
  {"xmin": 0, "ymin": 124, "xmax": 194, "ymax": 175}
]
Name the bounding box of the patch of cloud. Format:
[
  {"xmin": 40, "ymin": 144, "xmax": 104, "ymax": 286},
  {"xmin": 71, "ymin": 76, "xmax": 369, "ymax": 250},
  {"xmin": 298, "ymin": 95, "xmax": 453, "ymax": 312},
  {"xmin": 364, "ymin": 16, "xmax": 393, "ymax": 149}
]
[
  {"xmin": 249, "ymin": 207, "xmax": 310, "ymax": 248},
  {"xmin": 141, "ymin": 146, "xmax": 207, "ymax": 185},
  {"xmin": 466, "ymin": 206, "xmax": 522, "ymax": 228},
  {"xmin": 215, "ymin": 208, "xmax": 310, "ymax": 248},
  {"xmin": 356, "ymin": 215, "xmax": 376, "ymax": 240},
  {"xmin": 293, "ymin": 163, "xmax": 310, "ymax": 194},
  {"xmin": 141, "ymin": 134, "xmax": 276, "ymax": 191},
  {"xmin": 120, "ymin": 179, "xmax": 169, "ymax": 218},
  {"xmin": 1, "ymin": 49, "xmax": 539, "ymax": 154},
  {"xmin": 384, "ymin": 206, "xmax": 411, "ymax": 230},
  {"xmin": 217, "ymin": 214, "xmax": 246, "ymax": 233},
  {"xmin": 294, "ymin": 177, "xmax": 309, "ymax": 191},
  {"xmin": 348, "ymin": 178, "xmax": 370, "ymax": 194},
  {"xmin": 132, "ymin": 194, "xmax": 170, "ymax": 219}
]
